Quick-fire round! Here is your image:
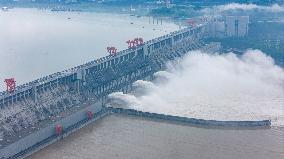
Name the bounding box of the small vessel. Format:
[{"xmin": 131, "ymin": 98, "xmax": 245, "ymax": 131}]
[{"xmin": 2, "ymin": 7, "xmax": 9, "ymax": 11}]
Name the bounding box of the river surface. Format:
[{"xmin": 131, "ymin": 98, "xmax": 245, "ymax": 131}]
[
  {"xmin": 0, "ymin": 8, "xmax": 179, "ymax": 91},
  {"xmin": 27, "ymin": 115, "xmax": 284, "ymax": 159}
]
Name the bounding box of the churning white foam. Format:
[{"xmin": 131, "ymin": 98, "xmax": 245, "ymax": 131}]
[
  {"xmin": 132, "ymin": 80, "xmax": 157, "ymax": 91},
  {"xmin": 108, "ymin": 50, "xmax": 284, "ymax": 126},
  {"xmin": 107, "ymin": 92, "xmax": 141, "ymax": 109}
]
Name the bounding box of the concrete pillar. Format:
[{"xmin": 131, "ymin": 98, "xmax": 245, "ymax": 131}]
[
  {"xmin": 33, "ymin": 85, "xmax": 38, "ymax": 103},
  {"xmin": 77, "ymin": 80, "xmax": 80, "ymax": 94}
]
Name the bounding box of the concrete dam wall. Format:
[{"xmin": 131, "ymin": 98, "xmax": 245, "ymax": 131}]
[{"xmin": 0, "ymin": 24, "xmax": 224, "ymax": 159}]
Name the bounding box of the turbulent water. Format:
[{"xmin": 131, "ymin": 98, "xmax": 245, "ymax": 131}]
[
  {"xmin": 0, "ymin": 8, "xmax": 179, "ymax": 91},
  {"xmin": 108, "ymin": 50, "xmax": 284, "ymax": 126}
]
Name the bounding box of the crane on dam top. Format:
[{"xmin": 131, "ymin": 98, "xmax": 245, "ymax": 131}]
[
  {"xmin": 126, "ymin": 38, "xmax": 144, "ymax": 49},
  {"xmin": 107, "ymin": 47, "xmax": 117, "ymax": 55},
  {"xmin": 187, "ymin": 19, "xmax": 195, "ymax": 27},
  {"xmin": 4, "ymin": 78, "xmax": 16, "ymax": 93}
]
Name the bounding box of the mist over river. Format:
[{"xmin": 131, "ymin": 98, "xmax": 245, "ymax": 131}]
[{"xmin": 0, "ymin": 8, "xmax": 179, "ymax": 91}]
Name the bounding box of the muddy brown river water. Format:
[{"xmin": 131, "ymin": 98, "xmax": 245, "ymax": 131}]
[{"xmin": 27, "ymin": 115, "xmax": 284, "ymax": 159}]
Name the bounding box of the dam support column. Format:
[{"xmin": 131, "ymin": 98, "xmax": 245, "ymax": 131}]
[
  {"xmin": 77, "ymin": 80, "xmax": 80, "ymax": 94},
  {"xmin": 76, "ymin": 69, "xmax": 85, "ymax": 94},
  {"xmin": 32, "ymin": 85, "xmax": 37, "ymax": 104}
]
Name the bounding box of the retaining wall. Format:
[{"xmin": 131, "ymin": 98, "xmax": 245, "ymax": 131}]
[{"xmin": 109, "ymin": 107, "xmax": 271, "ymax": 127}]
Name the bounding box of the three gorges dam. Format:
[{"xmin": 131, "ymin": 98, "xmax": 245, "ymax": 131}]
[{"xmin": 0, "ymin": 23, "xmax": 269, "ymax": 159}]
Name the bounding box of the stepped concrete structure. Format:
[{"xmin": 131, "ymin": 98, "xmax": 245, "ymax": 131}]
[{"xmin": 0, "ymin": 23, "xmax": 227, "ymax": 159}]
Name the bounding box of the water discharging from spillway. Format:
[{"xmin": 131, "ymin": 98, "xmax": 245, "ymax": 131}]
[{"xmin": 108, "ymin": 50, "xmax": 284, "ymax": 127}]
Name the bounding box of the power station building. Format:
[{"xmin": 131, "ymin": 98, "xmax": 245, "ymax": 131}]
[
  {"xmin": 206, "ymin": 21, "xmax": 225, "ymax": 38},
  {"xmin": 225, "ymin": 16, "xmax": 249, "ymax": 37}
]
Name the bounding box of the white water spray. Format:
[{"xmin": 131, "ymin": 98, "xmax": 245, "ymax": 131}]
[{"xmin": 108, "ymin": 50, "xmax": 284, "ymax": 126}]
